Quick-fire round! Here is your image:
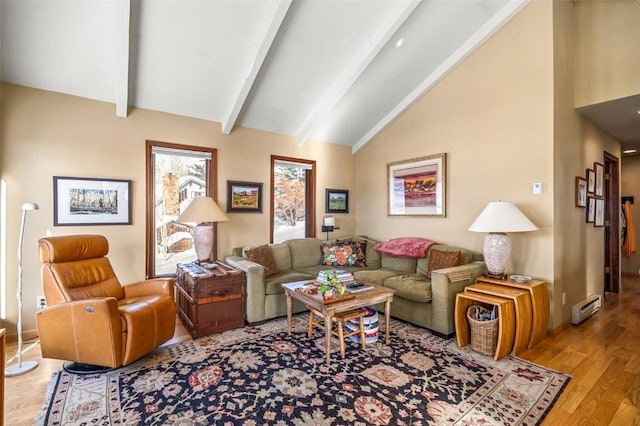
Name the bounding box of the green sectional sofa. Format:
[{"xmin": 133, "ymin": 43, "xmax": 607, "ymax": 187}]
[{"xmin": 225, "ymin": 236, "xmax": 485, "ymax": 336}]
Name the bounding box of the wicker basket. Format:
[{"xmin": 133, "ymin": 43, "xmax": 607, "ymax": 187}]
[{"xmin": 467, "ymin": 305, "xmax": 499, "ymax": 356}]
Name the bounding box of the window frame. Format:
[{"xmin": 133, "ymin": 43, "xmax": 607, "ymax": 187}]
[{"xmin": 145, "ymin": 140, "xmax": 218, "ymax": 278}]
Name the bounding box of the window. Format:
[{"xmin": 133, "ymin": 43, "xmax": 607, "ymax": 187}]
[
  {"xmin": 271, "ymin": 156, "xmax": 316, "ymax": 243},
  {"xmin": 146, "ymin": 141, "xmax": 217, "ymax": 277}
]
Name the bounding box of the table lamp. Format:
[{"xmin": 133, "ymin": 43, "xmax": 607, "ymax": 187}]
[
  {"xmin": 468, "ymin": 201, "xmax": 537, "ymax": 279},
  {"xmin": 5, "ymin": 202, "xmax": 39, "ymax": 377},
  {"xmin": 176, "ymin": 197, "xmax": 229, "ymax": 263}
]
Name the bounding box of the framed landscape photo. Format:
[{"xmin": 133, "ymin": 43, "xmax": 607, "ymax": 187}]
[
  {"xmin": 227, "ymin": 180, "xmax": 262, "ymax": 213},
  {"xmin": 387, "ymin": 153, "xmax": 446, "ymax": 216},
  {"xmin": 575, "ymin": 176, "xmax": 587, "ymax": 207},
  {"xmin": 586, "ymin": 168, "xmax": 596, "ymax": 195},
  {"xmin": 53, "ymin": 176, "xmax": 132, "ymax": 226},
  {"xmin": 594, "ymin": 162, "xmax": 604, "ymax": 197},
  {"xmin": 325, "ymin": 189, "xmax": 349, "ymax": 213}
]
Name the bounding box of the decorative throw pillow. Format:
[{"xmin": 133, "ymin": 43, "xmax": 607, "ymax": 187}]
[
  {"xmin": 244, "ymin": 244, "xmax": 279, "ymax": 277},
  {"xmin": 337, "ymin": 239, "xmax": 367, "ymax": 267},
  {"xmin": 427, "ymin": 250, "xmax": 461, "ymax": 279},
  {"xmin": 321, "ymin": 244, "xmax": 358, "ymax": 267}
]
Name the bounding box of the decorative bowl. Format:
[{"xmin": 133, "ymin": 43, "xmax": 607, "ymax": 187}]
[{"xmin": 509, "ymin": 275, "xmax": 531, "ymax": 283}]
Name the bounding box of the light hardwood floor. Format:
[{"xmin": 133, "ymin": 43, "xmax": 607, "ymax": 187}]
[{"xmin": 3, "ymin": 277, "xmax": 639, "ymax": 425}]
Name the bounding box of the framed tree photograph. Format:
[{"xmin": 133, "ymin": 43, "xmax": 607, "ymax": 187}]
[
  {"xmin": 594, "ymin": 162, "xmax": 604, "ymax": 197},
  {"xmin": 575, "ymin": 176, "xmax": 587, "ymax": 207},
  {"xmin": 53, "ymin": 176, "xmax": 132, "ymax": 226},
  {"xmin": 594, "ymin": 198, "xmax": 605, "ymax": 227},
  {"xmin": 586, "ymin": 197, "xmax": 596, "ymax": 223},
  {"xmin": 325, "ymin": 189, "xmax": 349, "ymax": 213},
  {"xmin": 227, "ymin": 180, "xmax": 263, "ymax": 213},
  {"xmin": 586, "ymin": 168, "xmax": 595, "ymax": 195},
  {"xmin": 387, "ymin": 153, "xmax": 446, "ymax": 216}
]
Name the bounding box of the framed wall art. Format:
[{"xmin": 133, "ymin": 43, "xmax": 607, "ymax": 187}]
[
  {"xmin": 387, "ymin": 153, "xmax": 446, "ymax": 216},
  {"xmin": 575, "ymin": 176, "xmax": 587, "ymax": 207},
  {"xmin": 53, "ymin": 176, "xmax": 132, "ymax": 226},
  {"xmin": 594, "ymin": 198, "xmax": 605, "ymax": 227},
  {"xmin": 586, "ymin": 196, "xmax": 596, "ymax": 223},
  {"xmin": 594, "ymin": 162, "xmax": 604, "ymax": 197},
  {"xmin": 325, "ymin": 189, "xmax": 349, "ymax": 213},
  {"xmin": 586, "ymin": 168, "xmax": 595, "ymax": 195},
  {"xmin": 227, "ymin": 180, "xmax": 262, "ymax": 213}
]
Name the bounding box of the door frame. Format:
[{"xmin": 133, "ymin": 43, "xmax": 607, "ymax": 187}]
[{"xmin": 604, "ymin": 150, "xmax": 620, "ymax": 295}]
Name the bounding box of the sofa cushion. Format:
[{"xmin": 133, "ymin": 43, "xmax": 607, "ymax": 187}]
[
  {"xmin": 264, "ymin": 271, "xmax": 315, "ymax": 295},
  {"xmin": 244, "ymin": 244, "xmax": 279, "ymax": 277},
  {"xmin": 284, "ymin": 238, "xmax": 323, "ymax": 269},
  {"xmin": 380, "ymin": 256, "xmax": 417, "ymax": 274},
  {"xmin": 427, "ymin": 249, "xmax": 461, "ymax": 278},
  {"xmin": 383, "ymin": 274, "xmax": 432, "ymax": 303},
  {"xmin": 321, "ymin": 243, "xmax": 358, "ymax": 267},
  {"xmin": 352, "ymin": 269, "xmax": 405, "ymax": 286},
  {"xmin": 336, "ymin": 239, "xmax": 367, "ymax": 267}
]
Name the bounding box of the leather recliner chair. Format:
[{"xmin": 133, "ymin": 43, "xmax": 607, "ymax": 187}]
[{"xmin": 35, "ymin": 234, "xmax": 176, "ymax": 370}]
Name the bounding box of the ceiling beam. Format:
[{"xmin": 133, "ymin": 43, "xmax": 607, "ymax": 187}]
[
  {"xmin": 352, "ymin": 0, "xmax": 531, "ymax": 153},
  {"xmin": 113, "ymin": 0, "xmax": 131, "ymax": 118},
  {"xmin": 221, "ymin": 0, "xmax": 292, "ymax": 134},
  {"xmin": 295, "ymin": 0, "xmax": 421, "ymax": 147}
]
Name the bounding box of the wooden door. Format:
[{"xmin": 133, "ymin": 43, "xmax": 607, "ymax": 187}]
[{"xmin": 604, "ymin": 151, "xmax": 620, "ymax": 294}]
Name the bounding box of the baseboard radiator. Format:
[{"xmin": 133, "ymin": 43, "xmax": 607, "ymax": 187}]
[{"xmin": 571, "ymin": 294, "xmax": 602, "ymax": 325}]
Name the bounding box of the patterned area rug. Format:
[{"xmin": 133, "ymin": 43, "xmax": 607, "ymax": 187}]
[{"xmin": 37, "ymin": 315, "xmax": 569, "ymax": 425}]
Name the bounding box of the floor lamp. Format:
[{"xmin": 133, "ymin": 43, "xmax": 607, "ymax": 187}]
[{"xmin": 5, "ymin": 202, "xmax": 40, "ymax": 377}]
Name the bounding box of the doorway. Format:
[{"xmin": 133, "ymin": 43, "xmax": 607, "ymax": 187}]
[{"xmin": 604, "ymin": 151, "xmax": 620, "ymax": 294}]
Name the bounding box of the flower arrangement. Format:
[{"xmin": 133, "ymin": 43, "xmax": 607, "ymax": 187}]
[{"xmin": 320, "ymin": 270, "xmax": 345, "ymax": 300}]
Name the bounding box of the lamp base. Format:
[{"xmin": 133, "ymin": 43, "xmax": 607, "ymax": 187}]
[
  {"xmin": 483, "ymin": 232, "xmax": 511, "ymax": 280},
  {"xmin": 193, "ymin": 224, "xmax": 214, "ymax": 263},
  {"xmin": 484, "ymin": 272, "xmax": 507, "ymax": 280},
  {"xmin": 5, "ymin": 360, "xmax": 38, "ymax": 377}
]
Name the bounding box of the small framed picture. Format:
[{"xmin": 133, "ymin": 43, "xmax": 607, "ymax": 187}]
[
  {"xmin": 595, "ymin": 198, "xmax": 605, "ymax": 227},
  {"xmin": 227, "ymin": 180, "xmax": 263, "ymax": 213},
  {"xmin": 325, "ymin": 189, "xmax": 349, "ymax": 213},
  {"xmin": 53, "ymin": 176, "xmax": 132, "ymax": 226},
  {"xmin": 586, "ymin": 197, "xmax": 596, "ymax": 223},
  {"xmin": 575, "ymin": 176, "xmax": 587, "ymax": 208},
  {"xmin": 586, "ymin": 168, "xmax": 595, "ymax": 195},
  {"xmin": 594, "ymin": 162, "xmax": 604, "ymax": 197}
]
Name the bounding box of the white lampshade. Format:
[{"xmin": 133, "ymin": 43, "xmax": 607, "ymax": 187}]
[
  {"xmin": 176, "ymin": 197, "xmax": 228, "ymax": 263},
  {"xmin": 323, "ymin": 216, "xmax": 335, "ymax": 227},
  {"xmin": 177, "ymin": 197, "xmax": 229, "ymax": 224},
  {"xmin": 469, "ymin": 201, "xmax": 537, "ymax": 279},
  {"xmin": 468, "ymin": 201, "xmax": 537, "ymax": 233}
]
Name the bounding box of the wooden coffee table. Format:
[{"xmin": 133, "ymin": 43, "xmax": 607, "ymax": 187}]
[{"xmin": 283, "ymin": 281, "xmax": 395, "ymax": 365}]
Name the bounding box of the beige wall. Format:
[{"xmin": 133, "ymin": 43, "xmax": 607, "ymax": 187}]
[
  {"xmin": 0, "ymin": 84, "xmax": 356, "ymax": 332},
  {"xmin": 574, "ymin": 0, "xmax": 640, "ymax": 106},
  {"xmin": 356, "ymin": 1, "xmax": 555, "ymax": 314},
  {"xmin": 621, "ymin": 154, "xmax": 640, "ymax": 274}
]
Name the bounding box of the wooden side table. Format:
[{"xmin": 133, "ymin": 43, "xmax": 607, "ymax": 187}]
[
  {"xmin": 455, "ymin": 292, "xmax": 515, "ymax": 360},
  {"xmin": 474, "ymin": 276, "xmax": 549, "ymax": 348},
  {"xmin": 464, "ymin": 283, "xmax": 532, "ymax": 355}
]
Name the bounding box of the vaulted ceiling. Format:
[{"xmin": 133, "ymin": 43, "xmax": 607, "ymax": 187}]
[{"xmin": 2, "ymin": 0, "xmax": 637, "ymax": 154}]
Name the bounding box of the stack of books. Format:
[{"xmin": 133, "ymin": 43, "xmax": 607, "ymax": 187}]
[{"xmin": 316, "ymin": 269, "xmax": 356, "ymax": 287}]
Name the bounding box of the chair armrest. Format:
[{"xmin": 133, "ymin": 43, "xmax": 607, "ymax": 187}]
[
  {"xmin": 35, "ymin": 298, "xmax": 123, "ymax": 368},
  {"xmin": 429, "ymin": 262, "xmax": 486, "ymax": 335},
  {"xmin": 124, "ymin": 278, "xmax": 175, "ymax": 298},
  {"xmin": 225, "ymin": 256, "xmax": 267, "ymax": 323}
]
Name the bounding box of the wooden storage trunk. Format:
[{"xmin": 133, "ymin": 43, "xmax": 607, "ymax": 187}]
[{"xmin": 175, "ymin": 261, "xmax": 246, "ymax": 338}]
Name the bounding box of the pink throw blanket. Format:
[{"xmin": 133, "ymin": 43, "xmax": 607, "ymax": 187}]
[{"xmin": 374, "ymin": 237, "xmax": 438, "ymax": 258}]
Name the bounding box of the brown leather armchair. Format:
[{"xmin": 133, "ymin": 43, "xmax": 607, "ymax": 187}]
[{"xmin": 35, "ymin": 234, "xmax": 176, "ymax": 370}]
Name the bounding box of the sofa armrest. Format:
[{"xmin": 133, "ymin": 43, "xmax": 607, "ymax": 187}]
[
  {"xmin": 429, "ymin": 262, "xmax": 486, "ymax": 335},
  {"xmin": 35, "ymin": 298, "xmax": 123, "ymax": 367},
  {"xmin": 124, "ymin": 278, "xmax": 175, "ymax": 298},
  {"xmin": 225, "ymin": 256, "xmax": 267, "ymax": 323}
]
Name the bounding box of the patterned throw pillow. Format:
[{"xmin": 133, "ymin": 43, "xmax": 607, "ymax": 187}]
[
  {"xmin": 321, "ymin": 244, "xmax": 358, "ymax": 267},
  {"xmin": 244, "ymin": 244, "xmax": 279, "ymax": 277},
  {"xmin": 336, "ymin": 239, "xmax": 367, "ymax": 267},
  {"xmin": 427, "ymin": 250, "xmax": 461, "ymax": 279}
]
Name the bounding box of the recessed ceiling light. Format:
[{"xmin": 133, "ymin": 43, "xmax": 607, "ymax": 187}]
[
  {"xmin": 395, "ymin": 38, "xmax": 404, "ymax": 48},
  {"xmin": 623, "ymin": 149, "xmax": 637, "ymax": 154}
]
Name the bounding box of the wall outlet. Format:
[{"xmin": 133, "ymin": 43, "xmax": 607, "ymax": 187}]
[
  {"xmin": 37, "ymin": 296, "xmax": 47, "ymax": 310},
  {"xmin": 561, "ymin": 292, "xmax": 566, "ymax": 306}
]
